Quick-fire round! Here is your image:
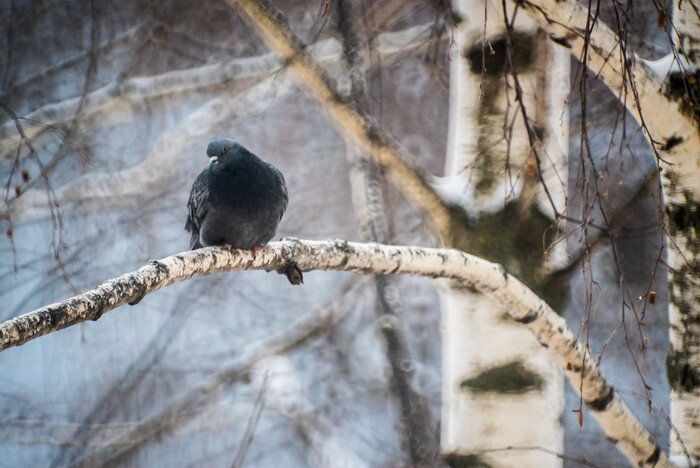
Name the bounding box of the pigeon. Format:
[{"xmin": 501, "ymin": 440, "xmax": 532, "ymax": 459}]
[{"xmin": 185, "ymin": 140, "xmax": 288, "ymax": 258}]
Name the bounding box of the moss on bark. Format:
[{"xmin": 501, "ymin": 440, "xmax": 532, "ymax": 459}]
[
  {"xmin": 444, "ymin": 454, "xmax": 493, "ymax": 468},
  {"xmin": 460, "ymin": 360, "xmax": 545, "ymax": 394},
  {"xmin": 447, "ymin": 201, "xmax": 569, "ymax": 312}
]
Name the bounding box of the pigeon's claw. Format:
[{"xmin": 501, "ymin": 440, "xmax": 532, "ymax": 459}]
[
  {"xmin": 223, "ymin": 243, "xmax": 232, "ymax": 250},
  {"xmin": 252, "ymin": 245, "xmax": 264, "ymax": 258}
]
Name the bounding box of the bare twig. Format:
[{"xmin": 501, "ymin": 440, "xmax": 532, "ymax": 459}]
[
  {"xmin": 231, "ymin": 373, "xmax": 269, "ymax": 468},
  {"xmin": 53, "ymin": 278, "xmax": 229, "ymax": 467},
  {"xmin": 517, "ymin": 0, "xmax": 699, "ymax": 200},
  {"xmin": 472, "ymin": 445, "xmax": 602, "ymax": 467},
  {"xmin": 0, "ymin": 23, "xmax": 433, "ymax": 163}
]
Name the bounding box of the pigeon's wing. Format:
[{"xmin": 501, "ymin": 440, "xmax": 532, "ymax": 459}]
[
  {"xmin": 185, "ymin": 169, "xmax": 210, "ymax": 249},
  {"xmin": 267, "ymin": 163, "xmax": 288, "ymax": 220}
]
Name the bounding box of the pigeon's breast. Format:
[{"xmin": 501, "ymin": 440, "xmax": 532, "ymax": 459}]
[
  {"xmin": 202, "ymin": 157, "xmax": 286, "ymax": 248},
  {"xmin": 209, "ymin": 159, "xmax": 285, "ymax": 214}
]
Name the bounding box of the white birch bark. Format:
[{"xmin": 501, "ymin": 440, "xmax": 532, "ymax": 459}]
[
  {"xmin": 672, "ymin": 1, "xmax": 700, "ymax": 67},
  {"xmin": 540, "ymin": 42, "xmax": 570, "ymax": 271},
  {"xmin": 0, "ymin": 238, "xmax": 673, "ymax": 467},
  {"xmin": 440, "ymin": 1, "xmax": 563, "ymax": 465},
  {"xmin": 667, "ymin": 3, "xmax": 700, "ymax": 464}
]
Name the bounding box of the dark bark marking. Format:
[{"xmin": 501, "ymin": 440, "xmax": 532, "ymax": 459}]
[
  {"xmin": 660, "ymin": 135, "xmax": 683, "ymax": 151},
  {"xmin": 645, "ymin": 446, "xmax": 661, "ymax": 465},
  {"xmin": 465, "ymin": 32, "xmax": 536, "ymax": 76},
  {"xmin": 549, "ymin": 34, "xmax": 573, "ymax": 48},
  {"xmin": 585, "ymin": 385, "xmax": 615, "ymax": 412},
  {"xmin": 514, "ymin": 312, "xmax": 538, "ymax": 324},
  {"xmin": 460, "ymin": 360, "xmax": 544, "ymax": 394}
]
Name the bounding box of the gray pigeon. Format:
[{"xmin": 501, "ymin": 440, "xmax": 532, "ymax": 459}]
[{"xmin": 185, "ymin": 140, "xmax": 288, "ymax": 258}]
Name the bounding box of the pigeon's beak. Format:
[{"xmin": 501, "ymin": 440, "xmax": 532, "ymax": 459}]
[{"xmin": 209, "ymin": 156, "xmax": 218, "ymax": 164}]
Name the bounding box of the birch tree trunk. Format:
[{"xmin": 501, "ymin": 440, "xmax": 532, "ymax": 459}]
[
  {"xmin": 666, "ymin": 3, "xmax": 700, "ymax": 463},
  {"xmin": 440, "ymin": 1, "xmax": 567, "ymax": 465}
]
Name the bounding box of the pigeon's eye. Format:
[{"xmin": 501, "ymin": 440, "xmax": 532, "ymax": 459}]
[{"xmin": 222, "ymin": 145, "xmax": 229, "ymax": 154}]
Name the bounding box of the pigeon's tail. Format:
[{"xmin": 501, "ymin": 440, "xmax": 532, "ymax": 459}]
[{"xmin": 189, "ymin": 232, "xmax": 203, "ymax": 250}]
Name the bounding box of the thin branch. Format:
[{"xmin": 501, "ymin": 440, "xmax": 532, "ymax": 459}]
[
  {"xmin": 2, "ymin": 24, "xmax": 436, "ymax": 223},
  {"xmin": 4, "ymin": 74, "xmax": 291, "ymax": 222},
  {"xmin": 53, "ymin": 279, "xmax": 228, "ymax": 467},
  {"xmin": 547, "ymin": 170, "xmax": 659, "ymax": 274},
  {"xmin": 2, "ymin": 21, "xmax": 152, "ymax": 98},
  {"xmin": 0, "ymin": 23, "xmax": 433, "ymax": 163},
  {"xmin": 231, "ymin": 372, "xmax": 269, "ymax": 468},
  {"xmin": 229, "ymin": 0, "xmax": 467, "ymax": 249},
  {"xmin": 473, "ymin": 445, "xmax": 602, "ymax": 467},
  {"xmin": 0, "ymin": 238, "xmax": 673, "ymax": 467},
  {"xmin": 517, "ymin": 0, "xmax": 699, "ymax": 200}
]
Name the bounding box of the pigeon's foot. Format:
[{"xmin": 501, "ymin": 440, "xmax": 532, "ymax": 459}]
[
  {"xmin": 251, "ymin": 245, "xmax": 264, "ymax": 258},
  {"xmin": 223, "ymin": 243, "xmax": 232, "ymax": 250}
]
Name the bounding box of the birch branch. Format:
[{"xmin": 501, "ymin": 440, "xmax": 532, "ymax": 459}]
[
  {"xmin": 228, "ymin": 0, "xmax": 467, "ymax": 249},
  {"xmin": 0, "ymin": 238, "xmax": 672, "ymax": 467},
  {"xmin": 3, "ymin": 21, "xmax": 151, "ymax": 96},
  {"xmin": 5, "ymin": 74, "xmax": 288, "ymax": 222},
  {"xmin": 517, "ymin": 0, "xmax": 700, "ymax": 199},
  {"xmin": 0, "ymin": 23, "xmax": 433, "ymax": 162}
]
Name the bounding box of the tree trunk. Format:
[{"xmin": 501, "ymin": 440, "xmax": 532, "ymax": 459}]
[
  {"xmin": 440, "ymin": 1, "xmax": 565, "ymax": 465},
  {"xmin": 334, "ymin": 1, "xmax": 438, "ymax": 462},
  {"xmin": 667, "ymin": 2, "xmax": 700, "ymax": 463}
]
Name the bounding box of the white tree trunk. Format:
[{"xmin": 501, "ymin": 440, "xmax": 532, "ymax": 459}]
[
  {"xmin": 441, "ymin": 291, "xmax": 564, "ymax": 466},
  {"xmin": 540, "ymin": 42, "xmax": 570, "ymax": 271},
  {"xmin": 667, "ymin": 3, "xmax": 700, "ymax": 464},
  {"xmin": 440, "ymin": 1, "xmax": 564, "ymax": 465}
]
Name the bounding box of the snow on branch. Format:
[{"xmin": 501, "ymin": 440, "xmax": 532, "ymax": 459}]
[{"xmin": 0, "ymin": 238, "xmax": 672, "ymax": 467}]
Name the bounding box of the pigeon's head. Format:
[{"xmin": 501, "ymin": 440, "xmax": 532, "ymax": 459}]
[{"xmin": 206, "ymin": 139, "xmax": 247, "ymax": 168}]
